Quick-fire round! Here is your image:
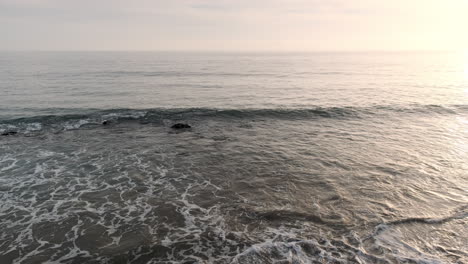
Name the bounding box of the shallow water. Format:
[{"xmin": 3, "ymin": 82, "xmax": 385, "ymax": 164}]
[{"xmin": 0, "ymin": 52, "xmax": 467, "ymax": 263}]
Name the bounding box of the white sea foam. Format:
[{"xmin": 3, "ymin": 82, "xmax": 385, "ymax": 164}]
[
  {"xmin": 63, "ymin": 119, "xmax": 92, "ymax": 130},
  {"xmin": 0, "ymin": 112, "xmax": 466, "ymax": 263},
  {"xmin": 25, "ymin": 122, "xmax": 42, "ymax": 132}
]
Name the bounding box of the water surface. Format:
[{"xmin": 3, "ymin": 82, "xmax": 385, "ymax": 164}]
[{"xmin": 0, "ymin": 52, "xmax": 467, "ymax": 263}]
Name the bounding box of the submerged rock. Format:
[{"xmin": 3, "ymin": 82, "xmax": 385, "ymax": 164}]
[
  {"xmin": 171, "ymin": 123, "xmax": 191, "ymax": 129},
  {"xmin": 1, "ymin": 131, "xmax": 17, "ymax": 136}
]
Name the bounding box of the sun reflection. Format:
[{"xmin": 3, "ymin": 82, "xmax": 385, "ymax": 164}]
[
  {"xmin": 463, "ymin": 56, "xmax": 468, "ymax": 95},
  {"xmin": 463, "ymin": 51, "xmax": 468, "ymax": 83},
  {"xmin": 464, "ymin": 54, "xmax": 468, "ymax": 95},
  {"xmin": 464, "ymin": 52, "xmax": 468, "ymax": 79}
]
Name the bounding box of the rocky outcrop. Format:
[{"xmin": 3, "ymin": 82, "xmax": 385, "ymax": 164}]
[
  {"xmin": 171, "ymin": 123, "xmax": 191, "ymax": 129},
  {"xmin": 1, "ymin": 131, "xmax": 17, "ymax": 136}
]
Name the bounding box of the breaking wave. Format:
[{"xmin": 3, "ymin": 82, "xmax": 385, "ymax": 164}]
[
  {"xmin": 232, "ymin": 206, "xmax": 468, "ymax": 264},
  {"xmin": 0, "ymin": 104, "xmax": 466, "ymax": 136}
]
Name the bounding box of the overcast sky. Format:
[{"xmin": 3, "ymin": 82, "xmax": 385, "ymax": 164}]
[{"xmin": 1, "ymin": 0, "xmax": 467, "ymax": 51}]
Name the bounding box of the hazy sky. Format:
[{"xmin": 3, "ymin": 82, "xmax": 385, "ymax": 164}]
[{"xmin": 1, "ymin": 0, "xmax": 467, "ymax": 51}]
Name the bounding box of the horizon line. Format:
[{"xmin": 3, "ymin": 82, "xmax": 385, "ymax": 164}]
[{"xmin": 0, "ymin": 49, "xmax": 463, "ymax": 53}]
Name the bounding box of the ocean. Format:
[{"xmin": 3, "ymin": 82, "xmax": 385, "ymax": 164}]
[{"xmin": 0, "ymin": 51, "xmax": 467, "ymax": 263}]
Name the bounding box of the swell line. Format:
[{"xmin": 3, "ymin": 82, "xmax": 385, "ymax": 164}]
[
  {"xmin": 369, "ymin": 204, "xmax": 468, "ymax": 239},
  {"xmin": 0, "ymin": 104, "xmax": 466, "ymax": 136}
]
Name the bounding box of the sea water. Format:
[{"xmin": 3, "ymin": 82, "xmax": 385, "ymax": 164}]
[{"xmin": 0, "ymin": 51, "xmax": 467, "ymax": 263}]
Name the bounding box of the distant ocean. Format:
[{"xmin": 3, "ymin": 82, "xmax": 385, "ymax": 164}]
[{"xmin": 0, "ymin": 51, "xmax": 467, "ymax": 263}]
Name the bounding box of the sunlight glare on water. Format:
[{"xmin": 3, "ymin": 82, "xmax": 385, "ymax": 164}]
[{"xmin": 463, "ymin": 51, "xmax": 468, "ymax": 78}]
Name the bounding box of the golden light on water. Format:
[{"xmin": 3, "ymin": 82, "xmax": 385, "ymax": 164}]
[
  {"xmin": 465, "ymin": 65, "xmax": 468, "ymax": 95},
  {"xmin": 463, "ymin": 51, "xmax": 468, "ymax": 81},
  {"xmin": 462, "ymin": 52, "xmax": 468, "ymax": 95}
]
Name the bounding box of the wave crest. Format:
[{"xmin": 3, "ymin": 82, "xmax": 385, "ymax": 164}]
[{"xmin": 0, "ymin": 104, "xmax": 466, "ymax": 136}]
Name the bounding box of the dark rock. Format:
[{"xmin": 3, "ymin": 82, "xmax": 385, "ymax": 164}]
[
  {"xmin": 1, "ymin": 131, "xmax": 17, "ymax": 136},
  {"xmin": 171, "ymin": 123, "xmax": 191, "ymax": 129},
  {"xmin": 102, "ymin": 120, "xmax": 110, "ymax": 125}
]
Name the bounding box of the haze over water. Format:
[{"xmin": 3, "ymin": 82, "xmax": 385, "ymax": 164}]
[
  {"xmin": 1, "ymin": 51, "xmax": 467, "ymax": 116},
  {"xmin": 0, "ymin": 51, "xmax": 467, "ymax": 263}
]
